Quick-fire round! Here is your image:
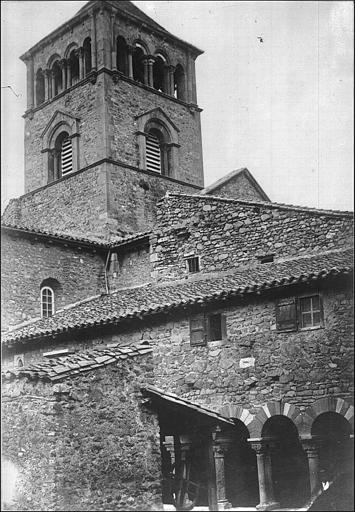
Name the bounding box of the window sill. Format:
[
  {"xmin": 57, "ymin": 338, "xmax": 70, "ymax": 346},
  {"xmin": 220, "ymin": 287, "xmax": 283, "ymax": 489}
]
[{"xmin": 299, "ymin": 325, "xmax": 324, "ymax": 332}]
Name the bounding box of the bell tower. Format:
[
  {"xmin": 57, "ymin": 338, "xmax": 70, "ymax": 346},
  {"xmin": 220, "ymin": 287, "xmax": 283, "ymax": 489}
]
[{"xmin": 13, "ymin": 0, "xmax": 204, "ymax": 238}]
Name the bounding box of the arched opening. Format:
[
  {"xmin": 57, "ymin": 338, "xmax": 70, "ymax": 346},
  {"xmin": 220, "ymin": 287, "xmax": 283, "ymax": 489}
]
[
  {"xmin": 225, "ymin": 421, "xmax": 259, "ymax": 507},
  {"xmin": 153, "ymin": 55, "xmax": 167, "ymax": 93},
  {"xmin": 312, "ymin": 412, "xmax": 353, "ymax": 485},
  {"xmin": 35, "ymin": 68, "xmax": 45, "ymax": 105},
  {"xmin": 174, "ymin": 64, "xmax": 186, "ymax": 101},
  {"xmin": 116, "ymin": 36, "xmax": 128, "ymax": 75},
  {"xmin": 52, "ymin": 131, "xmax": 72, "ymax": 179},
  {"xmin": 132, "ymin": 46, "xmax": 145, "ymax": 84},
  {"xmin": 40, "ymin": 278, "xmax": 62, "ymax": 318},
  {"xmin": 262, "ymin": 415, "xmax": 310, "ymax": 507},
  {"xmin": 52, "ymin": 61, "xmax": 62, "ymax": 96},
  {"xmin": 69, "ymin": 50, "xmax": 79, "ymax": 86},
  {"xmin": 83, "ymin": 37, "xmax": 92, "ymax": 75}
]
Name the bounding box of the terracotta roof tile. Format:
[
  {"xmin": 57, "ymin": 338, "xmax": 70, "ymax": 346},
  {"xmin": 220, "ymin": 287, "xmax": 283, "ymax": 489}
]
[
  {"xmin": 2, "ymin": 343, "xmax": 153, "ymax": 382},
  {"xmin": 3, "ymin": 248, "xmax": 352, "ymax": 346}
]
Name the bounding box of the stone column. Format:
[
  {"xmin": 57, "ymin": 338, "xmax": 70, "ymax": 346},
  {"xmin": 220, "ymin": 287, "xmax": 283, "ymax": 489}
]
[
  {"xmin": 127, "ymin": 46, "xmax": 134, "ymax": 79},
  {"xmin": 51, "ymin": 70, "xmax": 55, "ymax": 97},
  {"xmin": 110, "ymin": 12, "xmax": 116, "ymax": 70},
  {"xmin": 168, "ymin": 65, "xmax": 175, "ymax": 96},
  {"xmin": 300, "ymin": 436, "xmax": 322, "ymax": 499},
  {"xmin": 60, "ymin": 59, "xmax": 67, "ymax": 90},
  {"xmin": 78, "ymin": 48, "xmax": 84, "ymax": 80},
  {"xmin": 212, "ymin": 426, "xmax": 233, "ymax": 510},
  {"xmin": 66, "ymin": 61, "xmax": 72, "ymax": 88},
  {"xmin": 90, "ymin": 12, "xmax": 97, "ymax": 70},
  {"xmin": 249, "ymin": 438, "xmax": 279, "ymax": 511},
  {"xmin": 147, "ymin": 57, "xmax": 155, "ymax": 87},
  {"xmin": 26, "ymin": 56, "xmax": 34, "ymax": 109},
  {"xmin": 44, "ymin": 69, "xmax": 50, "ymax": 101},
  {"xmin": 143, "ymin": 58, "xmax": 149, "ymax": 86}
]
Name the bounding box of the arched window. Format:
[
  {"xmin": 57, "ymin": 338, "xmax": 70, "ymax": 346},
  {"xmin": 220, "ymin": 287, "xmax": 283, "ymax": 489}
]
[
  {"xmin": 174, "ymin": 64, "xmax": 186, "ymax": 101},
  {"xmin": 153, "ymin": 56, "xmax": 167, "ymax": 93},
  {"xmin": 133, "ymin": 47, "xmax": 145, "ymax": 84},
  {"xmin": 54, "ymin": 131, "xmax": 73, "ymax": 177},
  {"xmin": 52, "ymin": 61, "xmax": 62, "ymax": 96},
  {"xmin": 145, "ymin": 123, "xmax": 172, "ymax": 176},
  {"xmin": 116, "ymin": 36, "xmax": 128, "ymax": 75},
  {"xmin": 69, "ymin": 50, "xmax": 79, "ymax": 86},
  {"xmin": 41, "ymin": 286, "xmax": 54, "ymax": 318},
  {"xmin": 83, "ymin": 38, "xmax": 92, "ymax": 75},
  {"xmin": 35, "ymin": 68, "xmax": 45, "ymax": 105}
]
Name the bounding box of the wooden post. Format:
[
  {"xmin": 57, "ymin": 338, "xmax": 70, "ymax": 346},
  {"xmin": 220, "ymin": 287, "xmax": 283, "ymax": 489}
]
[{"xmin": 249, "ymin": 438, "xmax": 279, "ymax": 511}]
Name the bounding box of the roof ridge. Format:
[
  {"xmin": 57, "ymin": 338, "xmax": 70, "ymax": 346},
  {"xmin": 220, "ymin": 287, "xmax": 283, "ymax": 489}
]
[{"xmin": 164, "ymin": 192, "xmax": 353, "ymax": 216}]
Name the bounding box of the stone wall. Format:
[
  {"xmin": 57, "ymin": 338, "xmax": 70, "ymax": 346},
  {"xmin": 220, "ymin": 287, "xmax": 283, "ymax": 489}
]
[
  {"xmin": 1, "ymin": 233, "xmax": 106, "ymax": 329},
  {"xmin": 24, "ymin": 77, "xmax": 105, "ymax": 192},
  {"xmin": 109, "ymin": 245, "xmax": 151, "ymax": 291},
  {"xmin": 207, "ymin": 172, "xmax": 267, "ymax": 201},
  {"xmin": 151, "ymin": 194, "xmax": 353, "ymax": 281},
  {"xmin": 107, "ymin": 78, "xmax": 204, "ymax": 187},
  {"xmin": 2, "ymin": 355, "xmax": 162, "ymax": 511},
  {"xmin": 5, "ymin": 279, "xmax": 353, "ymax": 415}
]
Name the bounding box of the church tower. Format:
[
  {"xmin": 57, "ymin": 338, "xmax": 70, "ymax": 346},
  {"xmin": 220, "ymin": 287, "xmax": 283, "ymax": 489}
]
[{"xmin": 12, "ymin": 1, "xmax": 204, "ymax": 238}]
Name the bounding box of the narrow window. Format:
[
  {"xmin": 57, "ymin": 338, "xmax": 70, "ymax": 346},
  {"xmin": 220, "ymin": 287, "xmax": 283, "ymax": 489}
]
[
  {"xmin": 208, "ymin": 314, "xmax": 223, "ymax": 341},
  {"xmin": 69, "ymin": 50, "xmax": 79, "ymax": 86},
  {"xmin": 83, "ymin": 37, "xmax": 92, "ymax": 75},
  {"xmin": 116, "ymin": 36, "xmax": 128, "ymax": 75},
  {"xmin": 146, "ymin": 132, "xmax": 162, "ymax": 173},
  {"xmin": 257, "ymin": 254, "xmax": 274, "ymax": 264},
  {"xmin": 153, "ymin": 56, "xmax": 167, "ymax": 93},
  {"xmin": 299, "ymin": 295, "xmax": 323, "ymax": 329},
  {"xmin": 174, "ymin": 64, "xmax": 186, "ymax": 101},
  {"xmin": 60, "ymin": 136, "xmax": 73, "ymax": 175},
  {"xmin": 190, "ymin": 314, "xmax": 207, "ymax": 346},
  {"xmin": 133, "ymin": 47, "xmax": 145, "ymax": 84},
  {"xmin": 187, "ymin": 256, "xmax": 200, "ymax": 273},
  {"xmin": 35, "ymin": 69, "xmax": 45, "ymax": 105},
  {"xmin": 52, "ymin": 61, "xmax": 62, "ymax": 96},
  {"xmin": 53, "ymin": 131, "xmax": 73, "ymax": 178},
  {"xmin": 41, "ymin": 287, "xmax": 54, "ymax": 318}
]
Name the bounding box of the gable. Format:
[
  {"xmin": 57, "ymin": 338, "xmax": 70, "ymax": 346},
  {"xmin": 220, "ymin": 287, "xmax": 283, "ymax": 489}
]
[{"xmin": 201, "ymin": 168, "xmax": 270, "ymax": 202}]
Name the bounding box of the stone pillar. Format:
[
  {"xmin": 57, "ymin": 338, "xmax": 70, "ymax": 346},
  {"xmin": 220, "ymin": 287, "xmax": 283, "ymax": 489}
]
[
  {"xmin": 78, "ymin": 48, "xmax": 84, "ymax": 80},
  {"xmin": 51, "ymin": 70, "xmax": 55, "ymax": 97},
  {"xmin": 168, "ymin": 65, "xmax": 175, "ymax": 96},
  {"xmin": 147, "ymin": 57, "xmax": 155, "ymax": 87},
  {"xmin": 163, "ymin": 64, "xmax": 170, "ymax": 94},
  {"xmin": 300, "ymin": 436, "xmax": 322, "ymax": 499},
  {"xmin": 90, "ymin": 12, "xmax": 97, "ymax": 70},
  {"xmin": 143, "ymin": 58, "xmax": 149, "ymax": 86},
  {"xmin": 60, "ymin": 59, "xmax": 67, "ymax": 90},
  {"xmin": 66, "ymin": 61, "xmax": 72, "ymax": 88},
  {"xmin": 26, "ymin": 56, "xmax": 34, "ymax": 109},
  {"xmin": 127, "ymin": 46, "xmax": 134, "ymax": 79},
  {"xmin": 110, "ymin": 12, "xmax": 116, "ymax": 70},
  {"xmin": 249, "ymin": 438, "xmax": 279, "ymax": 511},
  {"xmin": 44, "ymin": 69, "xmax": 50, "ymax": 101},
  {"xmin": 212, "ymin": 426, "xmax": 233, "ymax": 510}
]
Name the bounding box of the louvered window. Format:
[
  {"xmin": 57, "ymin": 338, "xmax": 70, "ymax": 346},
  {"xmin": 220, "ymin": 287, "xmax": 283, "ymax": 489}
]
[
  {"xmin": 61, "ymin": 137, "xmax": 73, "ymax": 175},
  {"xmin": 146, "ymin": 134, "xmax": 162, "ymax": 173}
]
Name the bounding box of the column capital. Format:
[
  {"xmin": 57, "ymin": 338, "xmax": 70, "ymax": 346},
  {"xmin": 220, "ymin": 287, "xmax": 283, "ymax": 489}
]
[
  {"xmin": 212, "ymin": 426, "xmax": 233, "ymax": 456},
  {"xmin": 300, "ymin": 435, "xmax": 323, "ymax": 454},
  {"xmin": 59, "ymin": 59, "xmax": 67, "ymax": 69},
  {"xmin": 127, "ymin": 44, "xmax": 135, "ymax": 54},
  {"xmin": 248, "ymin": 437, "xmax": 278, "ymax": 454}
]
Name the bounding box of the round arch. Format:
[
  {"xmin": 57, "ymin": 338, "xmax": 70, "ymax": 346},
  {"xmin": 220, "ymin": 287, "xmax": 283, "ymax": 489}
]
[
  {"xmin": 219, "ymin": 403, "xmax": 254, "ymax": 428},
  {"xmin": 47, "ymin": 53, "xmax": 62, "ymax": 69},
  {"xmin": 294, "ymin": 397, "xmax": 354, "ymax": 437},
  {"xmin": 248, "ymin": 401, "xmax": 301, "ymax": 438},
  {"xmin": 154, "ymin": 49, "xmax": 170, "ymax": 65},
  {"xmin": 64, "ymin": 42, "xmax": 79, "ymax": 60}
]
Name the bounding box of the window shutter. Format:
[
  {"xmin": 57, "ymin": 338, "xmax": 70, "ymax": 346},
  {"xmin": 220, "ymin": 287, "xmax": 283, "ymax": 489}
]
[
  {"xmin": 61, "ymin": 138, "xmax": 73, "ymax": 175},
  {"xmin": 220, "ymin": 314, "xmax": 227, "ymax": 340},
  {"xmin": 146, "ymin": 134, "xmax": 161, "ymax": 173},
  {"xmin": 276, "ymin": 299, "xmax": 297, "ymax": 331},
  {"xmin": 190, "ymin": 314, "xmax": 207, "ymax": 346}
]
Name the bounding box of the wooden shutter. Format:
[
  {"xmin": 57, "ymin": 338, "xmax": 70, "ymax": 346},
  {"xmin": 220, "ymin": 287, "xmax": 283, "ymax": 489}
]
[
  {"xmin": 220, "ymin": 314, "xmax": 227, "ymax": 340},
  {"xmin": 61, "ymin": 137, "xmax": 73, "ymax": 175},
  {"xmin": 146, "ymin": 134, "xmax": 161, "ymax": 173},
  {"xmin": 275, "ymin": 298, "xmax": 297, "ymax": 331},
  {"xmin": 190, "ymin": 314, "xmax": 207, "ymax": 346}
]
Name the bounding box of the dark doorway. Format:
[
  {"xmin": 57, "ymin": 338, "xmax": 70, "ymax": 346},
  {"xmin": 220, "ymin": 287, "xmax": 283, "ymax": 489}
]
[{"xmin": 263, "ymin": 415, "xmax": 310, "ymax": 507}]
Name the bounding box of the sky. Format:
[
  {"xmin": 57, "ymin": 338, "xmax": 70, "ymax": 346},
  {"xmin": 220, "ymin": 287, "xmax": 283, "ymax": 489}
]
[{"xmin": 1, "ymin": 1, "xmax": 353, "ymax": 211}]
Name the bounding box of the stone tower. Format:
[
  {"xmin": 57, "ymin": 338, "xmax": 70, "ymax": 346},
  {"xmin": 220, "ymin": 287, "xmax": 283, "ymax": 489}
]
[{"xmin": 14, "ymin": 0, "xmax": 204, "ymax": 238}]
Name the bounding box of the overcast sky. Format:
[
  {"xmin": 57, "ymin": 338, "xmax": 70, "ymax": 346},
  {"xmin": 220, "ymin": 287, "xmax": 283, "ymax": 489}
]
[{"xmin": 1, "ymin": 1, "xmax": 353, "ymax": 211}]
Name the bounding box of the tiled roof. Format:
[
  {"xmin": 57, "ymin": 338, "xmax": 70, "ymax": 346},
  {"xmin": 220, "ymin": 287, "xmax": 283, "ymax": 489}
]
[
  {"xmin": 2, "ymin": 343, "xmax": 153, "ymax": 383},
  {"xmin": 1, "ymin": 223, "xmax": 150, "ymax": 250},
  {"xmin": 167, "ymin": 192, "xmax": 353, "ymax": 217},
  {"xmin": 142, "ymin": 385, "xmax": 235, "ymax": 425},
  {"xmin": 3, "ymin": 248, "xmax": 352, "ymax": 346}
]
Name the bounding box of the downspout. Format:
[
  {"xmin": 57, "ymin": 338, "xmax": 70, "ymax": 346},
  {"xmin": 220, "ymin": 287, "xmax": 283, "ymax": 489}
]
[{"xmin": 104, "ymin": 249, "xmax": 111, "ymax": 294}]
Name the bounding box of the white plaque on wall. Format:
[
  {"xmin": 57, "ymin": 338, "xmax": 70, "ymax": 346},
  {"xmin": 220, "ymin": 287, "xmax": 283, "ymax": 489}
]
[{"xmin": 239, "ymin": 357, "xmax": 255, "ymax": 368}]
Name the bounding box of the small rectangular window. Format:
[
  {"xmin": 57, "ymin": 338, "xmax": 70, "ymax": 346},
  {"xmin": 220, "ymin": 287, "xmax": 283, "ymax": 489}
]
[
  {"xmin": 299, "ymin": 295, "xmax": 323, "ymax": 329},
  {"xmin": 208, "ymin": 314, "xmax": 223, "ymax": 341},
  {"xmin": 258, "ymin": 254, "xmax": 274, "ymax": 264},
  {"xmin": 187, "ymin": 256, "xmax": 200, "ymax": 273},
  {"xmin": 190, "ymin": 312, "xmax": 227, "ymax": 345},
  {"xmin": 190, "ymin": 314, "xmax": 207, "ymax": 346}
]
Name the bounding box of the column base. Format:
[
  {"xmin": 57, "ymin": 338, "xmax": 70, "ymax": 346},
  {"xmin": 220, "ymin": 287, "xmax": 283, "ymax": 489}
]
[
  {"xmin": 217, "ymin": 500, "xmax": 232, "ymax": 510},
  {"xmin": 256, "ymin": 501, "xmax": 280, "ymax": 511}
]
